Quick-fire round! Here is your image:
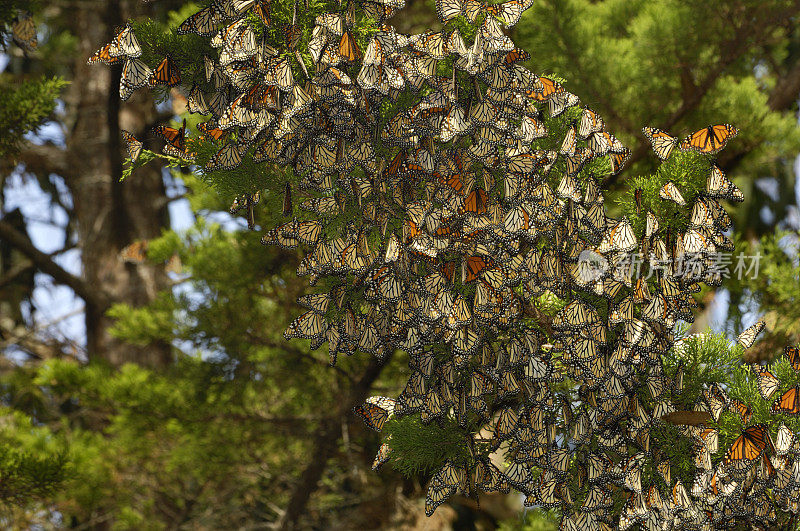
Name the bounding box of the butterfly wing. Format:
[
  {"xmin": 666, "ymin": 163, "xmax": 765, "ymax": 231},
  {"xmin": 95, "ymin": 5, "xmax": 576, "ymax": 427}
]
[
  {"xmin": 772, "ymin": 387, "xmax": 800, "ymax": 416},
  {"xmin": 737, "ymin": 320, "xmax": 766, "ymax": 349},
  {"xmin": 120, "ymin": 58, "xmax": 152, "ymax": 100},
  {"xmin": 642, "ymin": 127, "xmax": 677, "ymax": 160},
  {"xmin": 680, "ymin": 124, "xmax": 739, "ymax": 154},
  {"xmin": 121, "ymin": 130, "xmax": 143, "ymax": 162}
]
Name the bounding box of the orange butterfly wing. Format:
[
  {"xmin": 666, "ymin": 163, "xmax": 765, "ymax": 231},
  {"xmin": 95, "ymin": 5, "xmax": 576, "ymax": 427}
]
[
  {"xmin": 729, "ymin": 399, "xmax": 752, "ymax": 424},
  {"xmin": 88, "ymin": 43, "xmax": 121, "ymax": 65},
  {"xmin": 465, "ymin": 256, "xmax": 494, "ymax": 283},
  {"xmin": 772, "ymin": 387, "xmax": 800, "ymax": 416},
  {"xmin": 149, "ymin": 55, "xmax": 181, "ymax": 87},
  {"xmin": 785, "ymin": 346, "xmax": 800, "ymax": 371},
  {"xmin": 463, "ymin": 189, "xmax": 488, "ymax": 215},
  {"xmin": 526, "ymin": 77, "xmax": 563, "ymax": 101},
  {"xmin": 338, "ymin": 31, "xmax": 361, "ymax": 62},
  {"xmin": 680, "ymin": 124, "xmax": 738, "ymax": 154}
]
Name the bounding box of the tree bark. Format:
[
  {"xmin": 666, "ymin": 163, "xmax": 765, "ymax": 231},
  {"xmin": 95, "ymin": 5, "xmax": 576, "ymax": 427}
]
[
  {"xmin": 60, "ymin": 0, "xmax": 172, "ymax": 367},
  {"xmin": 279, "ymin": 354, "xmax": 392, "ymax": 530}
]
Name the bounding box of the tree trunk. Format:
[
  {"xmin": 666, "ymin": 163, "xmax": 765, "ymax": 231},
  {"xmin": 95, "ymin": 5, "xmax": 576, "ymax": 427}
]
[
  {"xmin": 279, "ymin": 354, "xmax": 392, "ymax": 530},
  {"xmin": 63, "ymin": 0, "xmax": 171, "ymax": 367}
]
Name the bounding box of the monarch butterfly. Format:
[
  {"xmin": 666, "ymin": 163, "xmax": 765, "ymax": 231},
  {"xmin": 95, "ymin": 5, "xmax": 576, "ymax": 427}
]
[
  {"xmin": 354, "ymin": 396, "xmax": 396, "ymax": 431},
  {"xmin": 296, "ymin": 221, "xmax": 323, "ymax": 245},
  {"xmin": 281, "ymin": 23, "xmax": 302, "ymax": 51},
  {"xmin": 485, "ymin": 0, "xmax": 535, "ymax": 27},
  {"xmin": 672, "ymin": 480, "xmax": 691, "ymax": 509},
  {"xmin": 338, "ymin": 31, "xmax": 361, "ymax": 62},
  {"xmin": 177, "ymin": 7, "xmax": 219, "ymax": 36},
  {"xmin": 578, "ymin": 107, "xmax": 604, "ymax": 138},
  {"xmin": 752, "ymin": 365, "xmax": 780, "ymax": 400},
  {"xmin": 152, "ymin": 120, "xmax": 187, "ymax": 158},
  {"xmin": 704, "ymin": 383, "xmax": 728, "ymax": 422},
  {"xmin": 205, "ymin": 142, "xmax": 246, "ymax": 171},
  {"xmin": 608, "ymin": 149, "xmax": 631, "ymax": 174},
  {"xmin": 784, "ymin": 345, "xmax": 800, "ymax": 371},
  {"xmin": 307, "ymin": 25, "xmax": 328, "ymax": 64},
  {"xmin": 11, "ymin": 11, "xmax": 37, "ymax": 52},
  {"xmin": 560, "ymin": 124, "xmax": 577, "ymax": 156},
  {"xmin": 412, "ymin": 32, "xmax": 448, "ymax": 60},
  {"xmin": 608, "ymin": 297, "xmax": 633, "ymax": 326},
  {"xmin": 582, "ymin": 484, "xmax": 612, "ymax": 512},
  {"xmin": 563, "ymin": 148, "xmax": 592, "ymax": 176},
  {"xmin": 526, "ymin": 76, "xmax": 563, "ymax": 101},
  {"xmin": 453, "ymin": 326, "xmax": 481, "ymax": 356},
  {"xmin": 149, "ymin": 55, "xmax": 181, "ymax": 87},
  {"xmin": 469, "ymin": 100, "xmax": 499, "ymax": 125},
  {"xmin": 729, "ymin": 399, "xmax": 752, "ymax": 424},
  {"xmin": 683, "ymin": 228, "xmax": 714, "ymax": 255},
  {"xmin": 196, "ymin": 120, "xmax": 227, "ymax": 141},
  {"xmin": 632, "ymin": 187, "xmax": 644, "ymax": 214},
  {"xmin": 183, "ymin": 85, "xmax": 209, "ymax": 116},
  {"xmin": 659, "ymin": 181, "xmax": 686, "ymax": 206},
  {"xmin": 316, "ymin": 13, "xmax": 344, "ymax": 35},
  {"xmin": 737, "ymin": 320, "xmax": 765, "ymax": 349},
  {"xmin": 474, "ymin": 458, "xmax": 507, "ymax": 493},
  {"xmin": 587, "ymin": 131, "xmax": 617, "ymax": 156},
  {"xmin": 120, "ymin": 240, "xmax": 149, "ymax": 263},
  {"xmin": 462, "ymin": 189, "xmax": 488, "ymax": 215},
  {"xmin": 642, "ymin": 127, "xmax": 678, "ymax": 160},
  {"xmin": 680, "ymin": 124, "xmax": 739, "ymax": 154},
  {"xmin": 219, "ymin": 21, "xmax": 258, "ymax": 65},
  {"xmin": 119, "ymin": 57, "xmax": 152, "ymax": 101},
  {"xmin": 247, "ymin": 0, "xmax": 271, "ymax": 24},
  {"xmin": 775, "ymin": 424, "xmax": 796, "ymax": 455},
  {"xmin": 504, "ymin": 48, "xmax": 530, "ymax": 65},
  {"xmin": 120, "ymin": 130, "xmax": 143, "ymax": 163},
  {"xmin": 107, "ymin": 24, "xmax": 141, "ymax": 59},
  {"xmin": 548, "ymin": 91, "xmax": 579, "ymax": 118},
  {"xmin": 284, "ymin": 310, "xmax": 327, "ymax": 340},
  {"xmin": 372, "ymin": 441, "xmax": 392, "ymax": 470},
  {"xmin": 438, "ymin": 0, "xmax": 479, "ymax": 23},
  {"xmin": 723, "ymin": 424, "xmax": 773, "ymax": 471},
  {"xmin": 297, "ymin": 292, "xmax": 330, "ymax": 315},
  {"xmin": 479, "ymin": 16, "xmax": 514, "ymax": 55},
  {"xmin": 772, "ymin": 387, "xmax": 800, "ymax": 416},
  {"xmin": 556, "ymin": 174, "xmax": 581, "ymax": 202},
  {"xmin": 516, "ymin": 115, "xmax": 547, "ymax": 143},
  {"xmin": 598, "ymin": 217, "xmax": 637, "ymax": 253},
  {"xmin": 506, "ymin": 151, "xmax": 556, "ymax": 175},
  {"xmin": 425, "ymin": 461, "xmax": 464, "ymax": 516},
  {"xmin": 277, "ymin": 182, "xmax": 292, "ymax": 217},
  {"xmin": 706, "ymin": 165, "xmax": 744, "ymax": 202},
  {"xmin": 88, "ymin": 43, "xmax": 122, "ymax": 65},
  {"xmin": 440, "ymin": 105, "xmax": 471, "ymax": 142}
]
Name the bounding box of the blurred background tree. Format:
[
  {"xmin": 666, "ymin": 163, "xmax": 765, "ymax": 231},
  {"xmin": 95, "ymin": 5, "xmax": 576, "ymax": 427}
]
[{"xmin": 0, "ymin": 0, "xmax": 797, "ymax": 529}]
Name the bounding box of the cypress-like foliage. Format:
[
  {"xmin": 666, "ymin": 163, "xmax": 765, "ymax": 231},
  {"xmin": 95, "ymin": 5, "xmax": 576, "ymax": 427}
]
[{"xmin": 75, "ymin": 0, "xmax": 800, "ymax": 527}]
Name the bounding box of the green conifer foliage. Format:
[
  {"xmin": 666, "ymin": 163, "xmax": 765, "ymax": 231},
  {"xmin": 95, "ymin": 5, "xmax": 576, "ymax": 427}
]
[
  {"xmin": 0, "ymin": 3, "xmax": 66, "ymax": 158},
  {"xmin": 88, "ymin": 0, "xmax": 800, "ymax": 527},
  {"xmin": 0, "ymin": 4, "xmax": 69, "ymax": 513}
]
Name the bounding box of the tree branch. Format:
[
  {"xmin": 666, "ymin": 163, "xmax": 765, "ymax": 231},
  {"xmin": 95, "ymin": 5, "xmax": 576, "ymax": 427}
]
[
  {"xmin": 0, "ymin": 219, "xmax": 110, "ymax": 311},
  {"xmin": 767, "ymin": 59, "xmax": 800, "ymax": 113},
  {"xmin": 5, "ymin": 142, "xmax": 72, "ymax": 179},
  {"xmin": 603, "ymin": 6, "xmax": 800, "ymax": 189},
  {"xmin": 0, "ymin": 259, "xmax": 33, "ymax": 290},
  {"xmin": 278, "ymin": 353, "xmax": 392, "ymax": 530}
]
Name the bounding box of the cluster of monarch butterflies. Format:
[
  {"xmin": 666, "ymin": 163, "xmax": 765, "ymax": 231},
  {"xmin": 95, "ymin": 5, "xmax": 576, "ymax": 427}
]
[
  {"xmin": 10, "ymin": 11, "xmax": 37, "ymax": 52},
  {"xmin": 93, "ymin": 0, "xmax": 800, "ymax": 527}
]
